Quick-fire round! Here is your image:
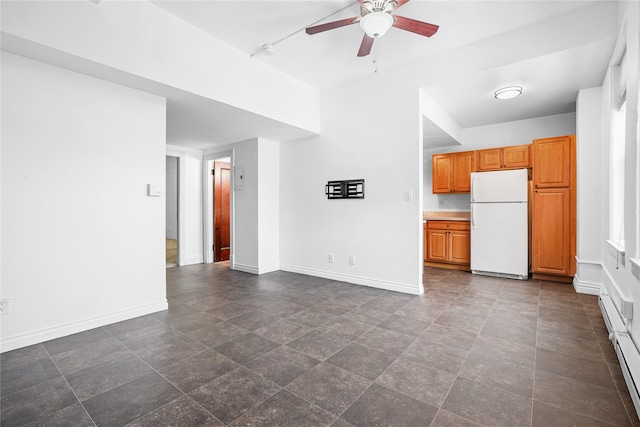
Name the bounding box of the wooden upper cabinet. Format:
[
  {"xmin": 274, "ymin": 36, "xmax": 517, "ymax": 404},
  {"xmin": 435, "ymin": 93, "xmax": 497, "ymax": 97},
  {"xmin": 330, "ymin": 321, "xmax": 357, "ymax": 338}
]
[
  {"xmin": 452, "ymin": 152, "xmax": 474, "ymax": 192},
  {"xmin": 503, "ymin": 145, "xmax": 531, "ymax": 168},
  {"xmin": 476, "ymin": 148, "xmax": 503, "ymax": 171},
  {"xmin": 432, "ymin": 154, "xmax": 453, "ymax": 194},
  {"xmin": 533, "ymin": 136, "xmax": 573, "ymax": 188},
  {"xmin": 432, "ymin": 151, "xmax": 473, "ymax": 193},
  {"xmin": 476, "ymin": 145, "xmax": 530, "ymax": 171}
]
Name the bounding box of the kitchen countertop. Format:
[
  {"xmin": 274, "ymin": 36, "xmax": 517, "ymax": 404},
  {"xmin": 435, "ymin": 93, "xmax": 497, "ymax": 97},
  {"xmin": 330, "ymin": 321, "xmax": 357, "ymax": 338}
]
[{"xmin": 423, "ymin": 211, "xmax": 471, "ymax": 221}]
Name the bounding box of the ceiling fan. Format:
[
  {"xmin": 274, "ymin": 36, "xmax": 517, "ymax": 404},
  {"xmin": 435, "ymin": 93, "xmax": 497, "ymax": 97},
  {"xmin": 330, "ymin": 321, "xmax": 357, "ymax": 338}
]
[{"xmin": 305, "ymin": 0, "xmax": 439, "ymax": 57}]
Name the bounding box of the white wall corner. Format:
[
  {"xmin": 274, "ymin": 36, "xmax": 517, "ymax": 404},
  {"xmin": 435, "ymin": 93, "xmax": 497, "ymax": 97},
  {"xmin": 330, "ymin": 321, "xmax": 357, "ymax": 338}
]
[
  {"xmin": 234, "ymin": 263, "xmax": 259, "ymax": 275},
  {"xmin": 280, "ymin": 264, "xmax": 423, "ymax": 296},
  {"xmin": 573, "ymin": 258, "xmax": 603, "ymax": 294}
]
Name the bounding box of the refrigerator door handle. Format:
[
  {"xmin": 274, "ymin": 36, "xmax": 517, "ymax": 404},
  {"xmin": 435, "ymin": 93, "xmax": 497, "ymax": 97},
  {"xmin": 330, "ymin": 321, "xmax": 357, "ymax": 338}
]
[
  {"xmin": 471, "ymin": 205, "xmax": 476, "ymax": 230},
  {"xmin": 471, "ymin": 176, "xmax": 476, "ymax": 203}
]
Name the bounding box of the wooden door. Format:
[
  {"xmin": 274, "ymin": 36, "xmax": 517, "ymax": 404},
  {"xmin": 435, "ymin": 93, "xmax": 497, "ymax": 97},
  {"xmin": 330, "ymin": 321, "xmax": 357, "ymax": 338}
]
[
  {"xmin": 503, "ymin": 145, "xmax": 530, "ymax": 169},
  {"xmin": 449, "ymin": 230, "xmax": 470, "ymax": 264},
  {"xmin": 214, "ymin": 161, "xmax": 231, "ymax": 262},
  {"xmin": 432, "ymin": 154, "xmax": 453, "ymax": 193},
  {"xmin": 452, "ymin": 151, "xmax": 474, "ymax": 192},
  {"xmin": 476, "ymin": 148, "xmax": 503, "ymax": 171},
  {"xmin": 533, "ymin": 136, "xmax": 571, "ymax": 188},
  {"xmin": 426, "ymin": 229, "xmax": 448, "ymax": 262},
  {"xmin": 532, "ymin": 188, "xmax": 571, "ymax": 275}
]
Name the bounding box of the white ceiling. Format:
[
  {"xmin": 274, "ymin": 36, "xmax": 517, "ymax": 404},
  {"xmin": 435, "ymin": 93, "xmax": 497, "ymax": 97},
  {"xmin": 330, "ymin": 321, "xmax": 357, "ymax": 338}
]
[{"xmin": 149, "ymin": 0, "xmax": 619, "ymax": 149}]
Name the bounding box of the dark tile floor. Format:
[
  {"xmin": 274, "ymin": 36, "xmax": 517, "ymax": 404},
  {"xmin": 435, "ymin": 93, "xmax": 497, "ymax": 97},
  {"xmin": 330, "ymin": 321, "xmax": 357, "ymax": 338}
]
[{"xmin": 2, "ymin": 264, "xmax": 639, "ymax": 426}]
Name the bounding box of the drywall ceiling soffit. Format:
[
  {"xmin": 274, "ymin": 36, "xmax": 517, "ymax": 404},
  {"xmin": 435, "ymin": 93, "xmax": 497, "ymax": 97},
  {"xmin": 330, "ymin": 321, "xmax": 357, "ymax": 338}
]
[
  {"xmin": 422, "ymin": 115, "xmax": 460, "ymax": 150},
  {"xmin": 0, "ymin": 32, "xmax": 317, "ymax": 150}
]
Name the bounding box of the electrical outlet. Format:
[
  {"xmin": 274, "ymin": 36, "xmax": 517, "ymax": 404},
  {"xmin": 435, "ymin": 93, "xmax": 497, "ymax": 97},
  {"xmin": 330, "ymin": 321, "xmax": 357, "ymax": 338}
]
[
  {"xmin": 328, "ymin": 253, "xmax": 335, "ymax": 263},
  {"xmin": 349, "ymin": 255, "xmax": 356, "ymax": 265},
  {"xmin": 0, "ymin": 298, "xmax": 11, "ymax": 315}
]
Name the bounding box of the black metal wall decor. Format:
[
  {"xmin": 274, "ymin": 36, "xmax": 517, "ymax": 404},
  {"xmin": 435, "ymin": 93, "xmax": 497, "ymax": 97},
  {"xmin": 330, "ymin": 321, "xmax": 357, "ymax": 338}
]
[{"xmin": 325, "ymin": 179, "xmax": 365, "ymax": 199}]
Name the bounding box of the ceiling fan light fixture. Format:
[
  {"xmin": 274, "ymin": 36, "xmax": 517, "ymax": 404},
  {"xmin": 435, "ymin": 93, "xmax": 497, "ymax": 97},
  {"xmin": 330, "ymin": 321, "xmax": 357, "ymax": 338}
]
[
  {"xmin": 494, "ymin": 86, "xmax": 523, "ymax": 100},
  {"xmin": 360, "ymin": 11, "xmax": 393, "ymax": 38}
]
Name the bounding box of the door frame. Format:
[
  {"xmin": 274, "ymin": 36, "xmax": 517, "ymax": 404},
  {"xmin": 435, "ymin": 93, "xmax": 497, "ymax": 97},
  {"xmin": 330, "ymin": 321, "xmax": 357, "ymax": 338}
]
[
  {"xmin": 203, "ymin": 149, "xmax": 235, "ymax": 268},
  {"xmin": 166, "ymin": 149, "xmax": 186, "ymax": 267}
]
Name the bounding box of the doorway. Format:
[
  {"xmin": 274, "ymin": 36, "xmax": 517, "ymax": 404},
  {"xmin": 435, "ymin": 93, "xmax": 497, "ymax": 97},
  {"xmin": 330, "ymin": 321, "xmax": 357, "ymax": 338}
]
[
  {"xmin": 203, "ymin": 151, "xmax": 234, "ymax": 267},
  {"xmin": 213, "ymin": 160, "xmax": 231, "ymax": 262},
  {"xmin": 166, "ymin": 156, "xmax": 179, "ymax": 268}
]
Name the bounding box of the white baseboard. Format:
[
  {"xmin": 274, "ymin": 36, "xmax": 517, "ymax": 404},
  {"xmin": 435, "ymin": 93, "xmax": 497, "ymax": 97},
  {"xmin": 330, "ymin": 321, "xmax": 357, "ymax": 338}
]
[
  {"xmin": 280, "ymin": 264, "xmax": 422, "ymax": 295},
  {"xmin": 573, "ymin": 275, "xmax": 601, "ymax": 295},
  {"xmin": 185, "ymin": 256, "xmax": 204, "ymax": 266},
  {"xmin": 258, "ymin": 264, "xmax": 280, "ymax": 275},
  {"xmin": 0, "ymin": 300, "xmax": 168, "ymax": 353},
  {"xmin": 234, "ymin": 263, "xmax": 259, "ymax": 275},
  {"xmin": 574, "ymin": 258, "xmax": 603, "ymax": 295}
]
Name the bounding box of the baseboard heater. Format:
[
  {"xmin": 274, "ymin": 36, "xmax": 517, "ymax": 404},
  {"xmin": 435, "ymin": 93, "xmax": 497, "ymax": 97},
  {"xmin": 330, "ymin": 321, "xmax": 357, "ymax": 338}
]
[{"xmin": 599, "ymin": 293, "xmax": 640, "ymax": 419}]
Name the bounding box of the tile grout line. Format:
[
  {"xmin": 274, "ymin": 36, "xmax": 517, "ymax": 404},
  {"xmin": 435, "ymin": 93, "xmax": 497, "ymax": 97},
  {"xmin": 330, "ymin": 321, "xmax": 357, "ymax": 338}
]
[{"xmin": 41, "ymin": 343, "xmax": 99, "ymax": 427}]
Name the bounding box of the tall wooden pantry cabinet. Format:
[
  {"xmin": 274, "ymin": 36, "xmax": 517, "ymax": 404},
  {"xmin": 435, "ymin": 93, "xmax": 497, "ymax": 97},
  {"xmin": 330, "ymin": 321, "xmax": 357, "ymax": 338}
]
[{"xmin": 531, "ymin": 135, "xmax": 576, "ymax": 281}]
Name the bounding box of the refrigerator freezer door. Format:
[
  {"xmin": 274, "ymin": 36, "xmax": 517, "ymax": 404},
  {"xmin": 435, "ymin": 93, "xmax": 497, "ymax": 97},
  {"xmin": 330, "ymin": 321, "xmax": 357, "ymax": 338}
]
[
  {"xmin": 471, "ymin": 169, "xmax": 528, "ymax": 203},
  {"xmin": 471, "ymin": 202, "xmax": 528, "ymax": 278}
]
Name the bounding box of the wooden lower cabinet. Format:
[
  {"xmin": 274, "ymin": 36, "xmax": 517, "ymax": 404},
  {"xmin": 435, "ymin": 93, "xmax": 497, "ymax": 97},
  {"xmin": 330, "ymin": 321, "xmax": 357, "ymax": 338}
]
[
  {"xmin": 532, "ymin": 187, "xmax": 575, "ymax": 277},
  {"xmin": 424, "ymin": 220, "xmax": 470, "ymax": 270}
]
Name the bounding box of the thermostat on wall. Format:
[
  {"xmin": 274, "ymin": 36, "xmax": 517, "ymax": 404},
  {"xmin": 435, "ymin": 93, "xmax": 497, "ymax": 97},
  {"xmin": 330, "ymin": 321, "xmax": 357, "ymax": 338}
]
[{"xmin": 147, "ymin": 183, "xmax": 162, "ymax": 197}]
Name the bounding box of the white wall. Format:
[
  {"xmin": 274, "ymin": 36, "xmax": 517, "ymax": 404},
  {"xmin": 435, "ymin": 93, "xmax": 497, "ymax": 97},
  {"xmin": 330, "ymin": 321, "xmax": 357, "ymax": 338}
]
[
  {"xmin": 0, "ymin": 53, "xmax": 167, "ymax": 352},
  {"xmin": 598, "ymin": 1, "xmax": 640, "ymax": 353},
  {"xmin": 280, "ymin": 82, "xmax": 423, "ymax": 295},
  {"xmin": 184, "ymin": 152, "xmax": 204, "ymax": 265},
  {"xmin": 166, "ymin": 144, "xmax": 204, "ymax": 266},
  {"xmin": 258, "ymin": 139, "xmax": 280, "ymax": 274},
  {"xmin": 165, "ymin": 156, "xmax": 178, "ymax": 240},
  {"xmin": 575, "ymin": 87, "xmax": 604, "ymax": 293},
  {"xmin": 231, "ymin": 139, "xmax": 260, "ymax": 273},
  {"xmin": 423, "ymin": 113, "xmax": 577, "ymax": 211}
]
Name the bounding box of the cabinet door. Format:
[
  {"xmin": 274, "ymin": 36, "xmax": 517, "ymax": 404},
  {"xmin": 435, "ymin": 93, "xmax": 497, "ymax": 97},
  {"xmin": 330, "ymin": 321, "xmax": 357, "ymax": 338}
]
[
  {"xmin": 533, "ymin": 136, "xmax": 571, "ymax": 188},
  {"xmin": 426, "ymin": 229, "xmax": 448, "ymax": 262},
  {"xmin": 423, "ymin": 223, "xmax": 428, "ymax": 262},
  {"xmin": 503, "ymin": 145, "xmax": 530, "ymax": 169},
  {"xmin": 449, "ymin": 230, "xmax": 470, "ymax": 264},
  {"xmin": 452, "ymin": 151, "xmax": 474, "ymax": 192},
  {"xmin": 432, "ymin": 154, "xmax": 453, "ymax": 194},
  {"xmin": 476, "ymin": 148, "xmax": 503, "ymax": 171},
  {"xmin": 532, "ymin": 188, "xmax": 572, "ymax": 275}
]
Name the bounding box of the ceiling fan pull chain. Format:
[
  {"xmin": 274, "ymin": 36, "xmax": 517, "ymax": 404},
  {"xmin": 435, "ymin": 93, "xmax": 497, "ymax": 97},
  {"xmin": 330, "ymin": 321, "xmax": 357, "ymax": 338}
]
[{"xmin": 373, "ymin": 43, "xmax": 379, "ymax": 73}]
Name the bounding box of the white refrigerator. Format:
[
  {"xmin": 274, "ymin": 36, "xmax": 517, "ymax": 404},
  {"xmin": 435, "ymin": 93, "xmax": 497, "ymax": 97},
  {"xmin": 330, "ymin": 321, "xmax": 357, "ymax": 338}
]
[{"xmin": 470, "ymin": 168, "xmax": 529, "ymax": 280}]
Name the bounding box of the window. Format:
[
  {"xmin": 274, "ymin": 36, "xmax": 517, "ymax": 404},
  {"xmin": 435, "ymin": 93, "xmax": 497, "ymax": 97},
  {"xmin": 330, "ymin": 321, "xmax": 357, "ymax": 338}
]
[{"xmin": 610, "ymin": 48, "xmax": 626, "ymax": 251}]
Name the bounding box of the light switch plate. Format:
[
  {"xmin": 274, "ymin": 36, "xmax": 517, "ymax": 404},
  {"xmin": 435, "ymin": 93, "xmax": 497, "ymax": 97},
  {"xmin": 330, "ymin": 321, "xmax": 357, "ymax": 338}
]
[
  {"xmin": 234, "ymin": 166, "xmax": 245, "ymax": 191},
  {"xmin": 147, "ymin": 183, "xmax": 162, "ymax": 197}
]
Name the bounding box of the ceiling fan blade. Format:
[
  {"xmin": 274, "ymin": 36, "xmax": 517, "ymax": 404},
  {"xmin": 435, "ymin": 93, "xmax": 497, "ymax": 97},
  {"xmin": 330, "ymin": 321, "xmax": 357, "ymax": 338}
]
[
  {"xmin": 394, "ymin": 0, "xmax": 411, "ymax": 9},
  {"xmin": 393, "ymin": 15, "xmax": 439, "ymax": 37},
  {"xmin": 357, "ymin": 34, "xmax": 374, "ymax": 57},
  {"xmin": 306, "ymin": 17, "xmax": 358, "ymax": 35}
]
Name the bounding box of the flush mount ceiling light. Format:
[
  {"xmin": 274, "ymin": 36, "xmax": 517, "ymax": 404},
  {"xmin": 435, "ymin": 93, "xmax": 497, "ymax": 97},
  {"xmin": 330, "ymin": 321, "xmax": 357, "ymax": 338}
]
[
  {"xmin": 494, "ymin": 86, "xmax": 523, "ymax": 100},
  {"xmin": 360, "ymin": 11, "xmax": 394, "ymax": 38}
]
